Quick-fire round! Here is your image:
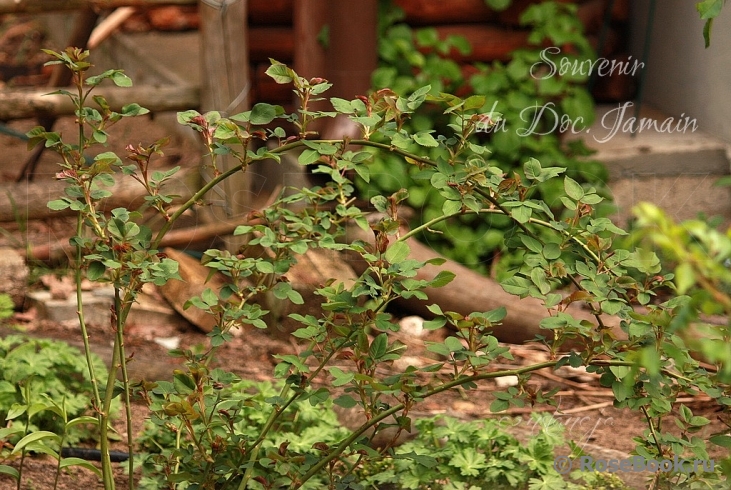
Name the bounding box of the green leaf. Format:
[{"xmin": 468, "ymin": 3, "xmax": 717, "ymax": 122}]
[
  {"xmin": 298, "ymin": 149, "xmax": 321, "ymax": 165},
  {"xmin": 524, "ymin": 158, "xmax": 542, "ymax": 181},
  {"xmin": 265, "ymin": 60, "xmax": 295, "ymax": 84},
  {"xmin": 501, "ymin": 275, "xmax": 531, "ymax": 297},
  {"xmin": 286, "ymin": 289, "xmax": 304, "ymax": 305},
  {"xmin": 601, "ymin": 300, "xmax": 624, "ymax": 315},
  {"xmin": 7, "ymin": 404, "xmax": 27, "ymax": 420},
  {"xmin": 334, "ymin": 395, "xmax": 357, "ymax": 408},
  {"xmin": 423, "ymin": 317, "xmax": 447, "ymax": 330},
  {"xmin": 484, "ymin": 306, "xmax": 507, "ymax": 323},
  {"xmin": 449, "ymin": 449, "xmax": 487, "ymax": 477},
  {"xmin": 177, "ymin": 109, "xmax": 200, "ymax": 125},
  {"xmin": 697, "ymin": 0, "xmax": 725, "ymax": 19},
  {"xmin": 330, "ymin": 97, "xmax": 354, "ymax": 114},
  {"xmin": 710, "ymin": 434, "xmax": 731, "ymax": 448},
  {"xmin": 430, "ymin": 271, "xmax": 456, "ymax": 288},
  {"xmin": 250, "ymin": 103, "xmax": 277, "ymax": 125},
  {"xmin": 66, "ymin": 415, "xmax": 99, "ymax": 430},
  {"xmin": 564, "ymin": 176, "xmax": 584, "ymax": 201},
  {"xmin": 413, "ymin": 131, "xmax": 439, "ymax": 147},
  {"xmin": 385, "ymin": 241, "xmax": 410, "ymax": 264},
  {"xmin": 530, "ymin": 268, "xmax": 551, "ymax": 295},
  {"xmin": 674, "ymin": 262, "xmax": 696, "ymax": 294},
  {"xmin": 370, "ymin": 333, "xmax": 388, "ymax": 359},
  {"xmin": 87, "ymin": 261, "xmax": 106, "ymax": 281},
  {"xmin": 442, "ymin": 199, "xmax": 462, "ymax": 216},
  {"xmin": 511, "ymin": 205, "xmax": 531, "ymax": 223},
  {"xmin": 121, "ymin": 103, "xmax": 149, "ymax": 116},
  {"xmin": 490, "ymin": 399, "xmax": 510, "ymax": 412},
  {"xmin": 0, "ymin": 465, "xmax": 19, "ymax": 480},
  {"xmin": 111, "ymin": 71, "xmax": 132, "ymax": 87},
  {"xmin": 520, "ymin": 235, "xmax": 543, "ymax": 254},
  {"xmin": 624, "ymin": 248, "xmax": 661, "ymax": 274},
  {"xmin": 12, "ymin": 431, "xmax": 62, "ymax": 454},
  {"xmin": 542, "ymin": 242, "xmax": 561, "ymax": 260},
  {"xmin": 329, "ymin": 367, "xmax": 354, "ymax": 387},
  {"xmin": 609, "ymin": 365, "xmax": 631, "ymax": 380},
  {"xmin": 48, "ymin": 199, "xmax": 71, "ymax": 211},
  {"xmin": 444, "ymin": 336, "xmax": 464, "ymax": 352},
  {"xmin": 59, "ymin": 457, "xmax": 102, "ymax": 477}
]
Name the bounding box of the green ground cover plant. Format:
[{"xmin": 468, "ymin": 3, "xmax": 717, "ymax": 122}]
[
  {"xmin": 0, "ymin": 335, "xmax": 109, "ymax": 488},
  {"xmin": 367, "ymin": 1, "xmax": 608, "ymax": 276}
]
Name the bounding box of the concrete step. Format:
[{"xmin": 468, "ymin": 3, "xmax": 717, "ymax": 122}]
[{"xmin": 575, "ymin": 104, "xmax": 731, "ymax": 226}]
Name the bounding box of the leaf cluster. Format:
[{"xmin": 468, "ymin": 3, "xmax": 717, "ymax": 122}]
[{"xmin": 366, "ymin": 1, "xmax": 608, "ymax": 276}]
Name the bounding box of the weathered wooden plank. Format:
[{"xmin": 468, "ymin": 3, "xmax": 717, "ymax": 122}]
[
  {"xmin": 198, "ymin": 0, "xmax": 250, "ymax": 252},
  {"xmin": 249, "ymin": 26, "xmax": 294, "ymax": 63},
  {"xmin": 0, "ymin": 85, "xmax": 199, "ymax": 120},
  {"xmin": 249, "ymin": 0, "xmax": 292, "ymax": 25},
  {"xmin": 0, "ymin": 0, "xmax": 195, "ymax": 14},
  {"xmin": 394, "ymin": 0, "xmax": 497, "ymax": 25},
  {"xmin": 432, "ymin": 25, "xmax": 529, "ymax": 63}
]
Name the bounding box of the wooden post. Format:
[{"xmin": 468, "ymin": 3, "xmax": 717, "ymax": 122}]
[
  {"xmin": 198, "ymin": 0, "xmax": 250, "ymax": 251},
  {"xmin": 326, "ymin": 0, "xmax": 377, "ymax": 101},
  {"xmin": 294, "ymin": 1, "xmax": 328, "ymax": 92},
  {"xmin": 320, "ymin": 0, "xmax": 378, "ymax": 139}
]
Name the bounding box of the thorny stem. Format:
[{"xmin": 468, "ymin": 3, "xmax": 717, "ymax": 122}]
[
  {"xmin": 641, "ymin": 405, "xmax": 665, "ymax": 460},
  {"xmin": 238, "ymin": 333, "xmax": 355, "ymax": 490}
]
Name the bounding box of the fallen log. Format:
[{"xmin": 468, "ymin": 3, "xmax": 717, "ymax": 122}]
[
  {"xmin": 0, "ymin": 85, "xmax": 199, "ymax": 121},
  {"xmin": 0, "ymin": 167, "xmax": 199, "ymax": 222},
  {"xmin": 342, "ymin": 223, "xmax": 625, "ymax": 346},
  {"xmin": 26, "ymin": 217, "xmax": 246, "ymax": 263}
]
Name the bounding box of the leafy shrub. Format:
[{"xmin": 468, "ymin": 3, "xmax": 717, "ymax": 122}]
[
  {"xmin": 24, "ymin": 43, "xmax": 731, "ymax": 490},
  {"xmin": 136, "ymin": 375, "xmax": 350, "ymax": 489}
]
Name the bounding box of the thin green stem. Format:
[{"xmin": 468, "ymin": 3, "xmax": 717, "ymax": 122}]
[
  {"xmin": 641, "ymin": 405, "xmax": 664, "ymax": 458},
  {"xmin": 100, "ymin": 315, "xmax": 120, "ymax": 490},
  {"xmin": 114, "ymin": 288, "xmax": 135, "ymax": 490},
  {"xmin": 72, "ymin": 216, "xmax": 114, "ymax": 488}
]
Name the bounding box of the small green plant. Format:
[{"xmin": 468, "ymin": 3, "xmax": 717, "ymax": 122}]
[
  {"xmin": 360, "ymin": 413, "xmax": 564, "ymax": 489},
  {"xmin": 697, "ymin": 0, "xmax": 727, "ymax": 47},
  {"xmin": 0, "ymin": 336, "xmax": 108, "ymax": 489},
  {"xmin": 0, "ymin": 335, "xmax": 108, "ymax": 445}
]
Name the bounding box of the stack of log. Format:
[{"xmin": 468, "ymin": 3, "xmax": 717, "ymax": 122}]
[{"xmin": 121, "ymin": 0, "xmax": 632, "ymax": 104}]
